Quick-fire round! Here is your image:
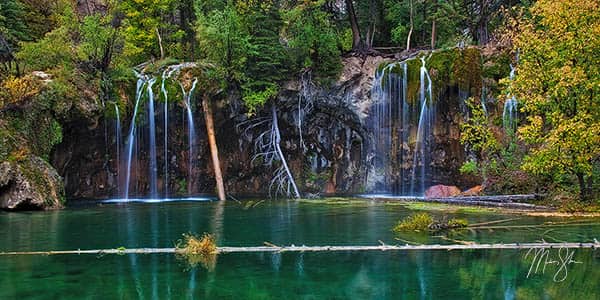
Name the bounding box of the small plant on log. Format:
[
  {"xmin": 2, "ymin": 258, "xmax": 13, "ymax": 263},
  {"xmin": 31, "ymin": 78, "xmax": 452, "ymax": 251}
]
[{"xmin": 175, "ymin": 233, "xmax": 218, "ymax": 271}]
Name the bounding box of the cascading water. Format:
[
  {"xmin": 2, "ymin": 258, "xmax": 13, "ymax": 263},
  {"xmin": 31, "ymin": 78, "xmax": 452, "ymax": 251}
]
[
  {"xmin": 124, "ymin": 73, "xmax": 147, "ymax": 199},
  {"xmin": 181, "ymin": 79, "xmax": 198, "ymax": 194},
  {"xmin": 147, "ymin": 78, "xmax": 158, "ymax": 198},
  {"xmin": 114, "ymin": 103, "xmax": 121, "ymax": 195},
  {"xmin": 120, "ymin": 63, "xmax": 200, "ymax": 199},
  {"xmin": 369, "ymin": 55, "xmax": 435, "ymax": 196},
  {"xmin": 503, "ymin": 63, "xmax": 518, "ymax": 133},
  {"xmin": 161, "ymin": 71, "xmax": 169, "ymax": 197},
  {"xmin": 410, "ymin": 56, "xmax": 433, "ymax": 195}
]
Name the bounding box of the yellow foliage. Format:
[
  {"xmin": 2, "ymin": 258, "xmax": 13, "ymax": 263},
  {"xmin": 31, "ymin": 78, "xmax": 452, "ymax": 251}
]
[
  {"xmin": 510, "ymin": 0, "xmax": 600, "ymax": 198},
  {"xmin": 175, "ymin": 233, "xmax": 218, "ymax": 271},
  {"xmin": 0, "ymin": 75, "xmax": 41, "ymax": 108}
]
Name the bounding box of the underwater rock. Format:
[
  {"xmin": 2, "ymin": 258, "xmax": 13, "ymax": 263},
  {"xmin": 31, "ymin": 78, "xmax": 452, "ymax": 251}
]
[
  {"xmin": 0, "ymin": 155, "xmax": 64, "ymax": 211},
  {"xmin": 424, "ymin": 185, "xmax": 461, "ymax": 198}
]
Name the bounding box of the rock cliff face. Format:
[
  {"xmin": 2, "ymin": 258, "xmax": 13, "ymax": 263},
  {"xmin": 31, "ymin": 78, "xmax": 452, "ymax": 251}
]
[
  {"xmin": 0, "ymin": 72, "xmax": 101, "ymax": 210},
  {"xmin": 0, "ymin": 156, "xmax": 64, "ymax": 210},
  {"xmin": 35, "ymin": 47, "xmax": 509, "ymax": 202}
]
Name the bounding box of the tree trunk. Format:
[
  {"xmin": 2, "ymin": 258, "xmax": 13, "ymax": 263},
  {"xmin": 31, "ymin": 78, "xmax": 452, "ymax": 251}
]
[
  {"xmin": 577, "ymin": 172, "xmax": 587, "ymax": 201},
  {"xmin": 365, "ymin": 0, "xmax": 377, "ymax": 49},
  {"xmin": 406, "ymin": 0, "xmax": 413, "ymax": 51},
  {"xmin": 202, "ymin": 95, "xmax": 226, "ymax": 201},
  {"xmin": 431, "ymin": 19, "xmax": 436, "ymax": 50},
  {"xmin": 345, "ymin": 0, "xmax": 363, "ymax": 50},
  {"xmin": 156, "ymin": 28, "xmax": 165, "ymax": 60}
]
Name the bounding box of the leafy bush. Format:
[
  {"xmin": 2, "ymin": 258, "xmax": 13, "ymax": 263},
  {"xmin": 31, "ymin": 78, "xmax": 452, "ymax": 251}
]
[
  {"xmin": 459, "ymin": 160, "xmax": 478, "ymax": 175},
  {"xmin": 16, "ymin": 26, "xmax": 75, "ymax": 72}
]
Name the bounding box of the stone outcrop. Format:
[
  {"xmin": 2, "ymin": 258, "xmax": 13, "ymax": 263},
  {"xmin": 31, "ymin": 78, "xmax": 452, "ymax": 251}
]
[
  {"xmin": 424, "ymin": 185, "xmax": 462, "ymax": 198},
  {"xmin": 0, "ymin": 156, "xmax": 64, "ymax": 210},
  {"xmin": 460, "ymin": 185, "xmax": 483, "ymax": 196}
]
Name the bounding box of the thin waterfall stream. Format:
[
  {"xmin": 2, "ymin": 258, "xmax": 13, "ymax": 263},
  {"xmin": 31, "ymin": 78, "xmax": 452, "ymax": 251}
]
[{"xmin": 121, "ymin": 65, "xmax": 200, "ymax": 199}]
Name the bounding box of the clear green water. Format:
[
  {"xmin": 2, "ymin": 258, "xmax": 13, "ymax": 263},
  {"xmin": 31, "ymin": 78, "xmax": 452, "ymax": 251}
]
[{"xmin": 1, "ymin": 199, "xmax": 599, "ymax": 299}]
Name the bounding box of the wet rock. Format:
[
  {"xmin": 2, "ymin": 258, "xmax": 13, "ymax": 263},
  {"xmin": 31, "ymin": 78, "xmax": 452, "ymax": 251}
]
[
  {"xmin": 0, "ymin": 155, "xmax": 64, "ymax": 211},
  {"xmin": 424, "ymin": 185, "xmax": 461, "ymax": 198}
]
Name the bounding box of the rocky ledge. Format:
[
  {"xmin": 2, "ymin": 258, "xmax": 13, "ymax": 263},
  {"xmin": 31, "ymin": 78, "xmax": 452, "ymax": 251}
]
[{"xmin": 0, "ymin": 155, "xmax": 64, "ymax": 210}]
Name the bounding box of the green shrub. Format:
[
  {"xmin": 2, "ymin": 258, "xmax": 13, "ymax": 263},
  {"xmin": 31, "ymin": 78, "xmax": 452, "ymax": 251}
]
[{"xmin": 392, "ymin": 213, "xmax": 433, "ymax": 232}]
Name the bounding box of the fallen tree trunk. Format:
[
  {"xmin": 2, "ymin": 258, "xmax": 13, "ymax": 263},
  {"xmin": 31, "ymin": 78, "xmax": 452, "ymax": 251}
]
[
  {"xmin": 419, "ymin": 199, "xmax": 548, "ymax": 210},
  {"xmin": 203, "ymin": 94, "xmax": 226, "ymax": 201},
  {"xmin": 430, "ymin": 195, "xmax": 540, "ymax": 203},
  {"xmin": 2, "ymin": 241, "xmax": 598, "ymax": 256}
]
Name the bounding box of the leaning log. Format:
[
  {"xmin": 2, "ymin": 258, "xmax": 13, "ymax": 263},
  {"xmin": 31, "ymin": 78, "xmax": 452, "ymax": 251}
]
[{"xmin": 202, "ymin": 94, "xmax": 226, "ymax": 201}]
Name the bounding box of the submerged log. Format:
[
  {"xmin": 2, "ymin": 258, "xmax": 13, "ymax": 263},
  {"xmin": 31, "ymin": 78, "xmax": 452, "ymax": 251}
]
[
  {"xmin": 420, "ymin": 198, "xmax": 549, "ymax": 209},
  {"xmin": 371, "ymin": 194, "xmax": 549, "ymax": 210},
  {"xmin": 1, "ymin": 241, "xmax": 599, "ymax": 256}
]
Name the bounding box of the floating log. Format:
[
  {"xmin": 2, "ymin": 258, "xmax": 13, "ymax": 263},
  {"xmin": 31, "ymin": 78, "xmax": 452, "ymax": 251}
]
[
  {"xmin": 1, "ymin": 242, "xmax": 598, "ymax": 256},
  {"xmin": 428, "ymin": 195, "xmax": 540, "ymax": 203},
  {"xmin": 419, "ymin": 197, "xmax": 549, "ymax": 210}
]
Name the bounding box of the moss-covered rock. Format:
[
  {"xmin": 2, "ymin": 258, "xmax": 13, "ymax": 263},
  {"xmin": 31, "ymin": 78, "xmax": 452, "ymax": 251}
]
[{"xmin": 0, "ymin": 155, "xmax": 64, "ymax": 210}]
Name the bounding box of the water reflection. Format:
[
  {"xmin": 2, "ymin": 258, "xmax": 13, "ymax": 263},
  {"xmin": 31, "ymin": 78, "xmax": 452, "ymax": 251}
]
[{"xmin": 0, "ymin": 201, "xmax": 599, "ymax": 299}]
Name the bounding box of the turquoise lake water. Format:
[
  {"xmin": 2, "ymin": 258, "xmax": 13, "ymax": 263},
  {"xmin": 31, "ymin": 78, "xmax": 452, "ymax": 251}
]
[{"xmin": 1, "ymin": 199, "xmax": 599, "ymax": 299}]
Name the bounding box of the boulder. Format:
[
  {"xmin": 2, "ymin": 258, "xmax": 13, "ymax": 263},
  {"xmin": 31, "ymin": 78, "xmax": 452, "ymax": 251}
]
[
  {"xmin": 0, "ymin": 155, "xmax": 64, "ymax": 211},
  {"xmin": 424, "ymin": 185, "xmax": 461, "ymax": 198},
  {"xmin": 460, "ymin": 185, "xmax": 483, "ymax": 196}
]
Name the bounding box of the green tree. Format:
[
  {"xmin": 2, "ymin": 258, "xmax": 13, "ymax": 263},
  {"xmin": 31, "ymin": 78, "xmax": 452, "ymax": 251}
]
[
  {"xmin": 242, "ymin": 3, "xmax": 290, "ymax": 107},
  {"xmin": 196, "ymin": 2, "xmax": 250, "ymax": 83},
  {"xmin": 283, "ymin": 0, "xmax": 343, "ymax": 81},
  {"xmin": 0, "ymin": 0, "xmax": 30, "ymax": 74},
  {"xmin": 460, "ymin": 97, "xmax": 499, "ymax": 180},
  {"xmin": 120, "ymin": 0, "xmax": 180, "ymax": 63},
  {"xmin": 513, "ymin": 0, "xmax": 600, "ymax": 200}
]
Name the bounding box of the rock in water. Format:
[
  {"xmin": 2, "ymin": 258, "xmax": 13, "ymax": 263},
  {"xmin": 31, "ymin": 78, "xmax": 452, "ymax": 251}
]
[
  {"xmin": 424, "ymin": 185, "xmax": 461, "ymax": 198},
  {"xmin": 0, "ymin": 156, "xmax": 64, "ymax": 211}
]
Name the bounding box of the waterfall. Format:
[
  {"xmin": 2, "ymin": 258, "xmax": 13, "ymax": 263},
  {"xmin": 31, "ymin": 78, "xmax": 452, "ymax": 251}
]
[
  {"xmin": 370, "ymin": 55, "xmax": 435, "ymax": 196},
  {"xmin": 370, "ymin": 61, "xmax": 411, "ymax": 194},
  {"xmin": 147, "ymin": 78, "xmax": 158, "ymax": 198},
  {"xmin": 410, "ymin": 56, "xmax": 433, "ymax": 195},
  {"xmin": 181, "ymin": 79, "xmax": 198, "ymax": 194},
  {"xmin": 124, "ymin": 73, "xmax": 147, "ymax": 199},
  {"xmin": 503, "ymin": 64, "xmax": 518, "ymax": 133},
  {"xmin": 161, "ymin": 71, "xmax": 169, "ymax": 197},
  {"xmin": 120, "ymin": 63, "xmax": 200, "ymax": 199},
  {"xmin": 481, "ymin": 86, "xmax": 488, "ymax": 116},
  {"xmin": 114, "ymin": 103, "xmax": 121, "ymax": 196}
]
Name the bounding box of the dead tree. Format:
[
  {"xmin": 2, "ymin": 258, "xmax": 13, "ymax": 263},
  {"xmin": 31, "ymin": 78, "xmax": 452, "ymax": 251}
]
[{"xmin": 243, "ymin": 105, "xmax": 301, "ymax": 199}]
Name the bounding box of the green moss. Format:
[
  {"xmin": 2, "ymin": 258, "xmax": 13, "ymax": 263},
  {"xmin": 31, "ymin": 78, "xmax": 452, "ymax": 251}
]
[
  {"xmin": 142, "ymin": 57, "xmax": 181, "ymax": 74},
  {"xmin": 452, "ymin": 48, "xmax": 483, "ymax": 97},
  {"xmin": 448, "ymin": 218, "xmax": 469, "ymax": 228},
  {"xmin": 386, "ymin": 201, "xmax": 497, "ymax": 214},
  {"xmin": 405, "ymin": 57, "xmax": 422, "ymax": 104},
  {"xmin": 428, "ymin": 48, "xmax": 460, "ymax": 98}
]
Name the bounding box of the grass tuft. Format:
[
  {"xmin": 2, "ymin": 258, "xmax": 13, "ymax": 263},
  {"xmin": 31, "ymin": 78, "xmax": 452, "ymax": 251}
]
[{"xmin": 175, "ymin": 233, "xmax": 218, "ymax": 271}]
